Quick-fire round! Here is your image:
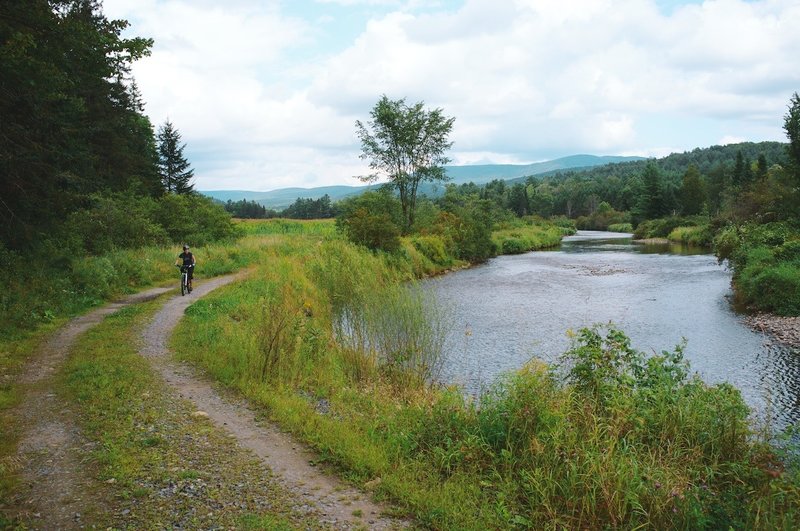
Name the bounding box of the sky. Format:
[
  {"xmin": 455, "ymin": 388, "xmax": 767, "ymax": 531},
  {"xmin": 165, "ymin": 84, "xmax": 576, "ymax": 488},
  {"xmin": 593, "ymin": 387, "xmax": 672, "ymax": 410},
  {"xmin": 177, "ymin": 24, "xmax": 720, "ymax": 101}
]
[{"xmin": 102, "ymin": 0, "xmax": 800, "ymax": 191}]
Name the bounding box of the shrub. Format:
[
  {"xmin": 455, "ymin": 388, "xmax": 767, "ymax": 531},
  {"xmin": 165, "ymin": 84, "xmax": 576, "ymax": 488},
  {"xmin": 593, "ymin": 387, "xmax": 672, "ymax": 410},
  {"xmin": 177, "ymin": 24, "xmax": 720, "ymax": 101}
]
[
  {"xmin": 739, "ymin": 262, "xmax": 800, "ymax": 315},
  {"xmin": 410, "ymin": 235, "xmax": 451, "ymax": 266},
  {"xmin": 608, "ymin": 222, "xmax": 634, "ymax": 233},
  {"xmin": 336, "ymin": 192, "xmax": 403, "ymax": 252},
  {"xmin": 64, "ymin": 194, "xmax": 168, "ymax": 254},
  {"xmin": 667, "ymin": 225, "xmax": 713, "ymax": 246}
]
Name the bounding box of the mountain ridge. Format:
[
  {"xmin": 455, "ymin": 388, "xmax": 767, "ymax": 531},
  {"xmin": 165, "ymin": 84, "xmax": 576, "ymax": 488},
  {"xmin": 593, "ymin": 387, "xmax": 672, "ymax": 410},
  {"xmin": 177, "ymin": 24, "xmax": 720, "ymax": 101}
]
[{"xmin": 201, "ymin": 154, "xmax": 644, "ymax": 208}]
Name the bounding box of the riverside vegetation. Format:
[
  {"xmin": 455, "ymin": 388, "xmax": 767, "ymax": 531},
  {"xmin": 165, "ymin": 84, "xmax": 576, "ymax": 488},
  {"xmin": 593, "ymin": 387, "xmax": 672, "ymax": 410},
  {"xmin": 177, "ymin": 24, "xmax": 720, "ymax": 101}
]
[{"xmin": 169, "ymin": 218, "xmax": 800, "ymax": 529}]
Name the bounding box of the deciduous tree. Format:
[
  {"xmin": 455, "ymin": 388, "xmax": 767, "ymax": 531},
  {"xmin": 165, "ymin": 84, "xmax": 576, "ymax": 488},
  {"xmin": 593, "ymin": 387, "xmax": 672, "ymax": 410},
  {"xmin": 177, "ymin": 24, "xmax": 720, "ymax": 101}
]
[{"xmin": 355, "ymin": 95, "xmax": 455, "ymax": 231}]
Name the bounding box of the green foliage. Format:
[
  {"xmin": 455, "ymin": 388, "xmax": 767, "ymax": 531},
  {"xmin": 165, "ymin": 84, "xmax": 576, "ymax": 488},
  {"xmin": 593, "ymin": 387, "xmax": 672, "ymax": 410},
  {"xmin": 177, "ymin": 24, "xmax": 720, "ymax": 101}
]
[
  {"xmin": 608, "ymin": 222, "xmax": 634, "ymax": 232},
  {"xmin": 410, "ymin": 235, "xmax": 452, "ymax": 267},
  {"xmin": 281, "ymin": 194, "xmax": 338, "ymax": 219},
  {"xmin": 634, "ymin": 215, "xmax": 710, "ymax": 241},
  {"xmin": 668, "ymin": 225, "xmax": 714, "ymax": 246},
  {"xmin": 784, "ymin": 92, "xmax": 800, "ymax": 179},
  {"xmin": 0, "ymin": 0, "xmax": 159, "ymax": 249},
  {"xmin": 491, "ymin": 220, "xmax": 565, "ymax": 255},
  {"xmin": 157, "ymin": 120, "xmax": 194, "ymax": 194},
  {"xmin": 154, "ymin": 193, "xmax": 239, "ymax": 245},
  {"xmin": 65, "ymin": 194, "xmax": 168, "ymax": 254},
  {"xmin": 356, "ymin": 95, "xmax": 455, "ymax": 230},
  {"xmin": 575, "ymin": 201, "xmax": 629, "ymax": 230},
  {"xmin": 714, "ymin": 222, "xmax": 800, "ymax": 314},
  {"xmin": 680, "ymin": 164, "xmax": 707, "ymax": 215},
  {"xmin": 336, "ymin": 191, "xmax": 403, "ymax": 252},
  {"xmin": 433, "ymin": 193, "xmax": 497, "ymax": 262},
  {"xmin": 223, "ymin": 199, "xmax": 277, "ymax": 219}
]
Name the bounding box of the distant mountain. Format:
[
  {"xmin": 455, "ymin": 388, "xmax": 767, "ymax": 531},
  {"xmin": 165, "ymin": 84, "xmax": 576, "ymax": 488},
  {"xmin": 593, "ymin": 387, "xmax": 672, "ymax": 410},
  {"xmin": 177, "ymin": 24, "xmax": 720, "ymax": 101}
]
[
  {"xmin": 203, "ymin": 186, "xmax": 372, "ymax": 208},
  {"xmin": 201, "ymin": 154, "xmax": 644, "ymax": 209},
  {"xmin": 443, "ymin": 155, "xmax": 644, "ymax": 185}
]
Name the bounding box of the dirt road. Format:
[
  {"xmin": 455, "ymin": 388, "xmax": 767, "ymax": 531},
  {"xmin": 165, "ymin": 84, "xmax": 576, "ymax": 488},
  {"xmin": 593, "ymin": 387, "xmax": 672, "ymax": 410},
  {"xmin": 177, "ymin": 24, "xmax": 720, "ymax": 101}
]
[
  {"xmin": 139, "ymin": 274, "xmax": 404, "ymax": 529},
  {"xmin": 4, "ymin": 287, "xmax": 171, "ymax": 528}
]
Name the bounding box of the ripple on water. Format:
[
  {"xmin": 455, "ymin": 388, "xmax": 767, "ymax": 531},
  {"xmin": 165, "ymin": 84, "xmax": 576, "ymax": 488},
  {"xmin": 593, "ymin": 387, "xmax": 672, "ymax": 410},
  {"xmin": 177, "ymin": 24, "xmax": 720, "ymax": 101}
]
[{"xmin": 428, "ymin": 231, "xmax": 800, "ymax": 431}]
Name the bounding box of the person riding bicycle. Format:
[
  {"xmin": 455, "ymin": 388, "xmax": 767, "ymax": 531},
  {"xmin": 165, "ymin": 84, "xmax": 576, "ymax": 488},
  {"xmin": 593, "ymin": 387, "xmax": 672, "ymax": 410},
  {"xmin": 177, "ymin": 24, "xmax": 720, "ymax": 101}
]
[{"xmin": 176, "ymin": 244, "xmax": 196, "ymax": 290}]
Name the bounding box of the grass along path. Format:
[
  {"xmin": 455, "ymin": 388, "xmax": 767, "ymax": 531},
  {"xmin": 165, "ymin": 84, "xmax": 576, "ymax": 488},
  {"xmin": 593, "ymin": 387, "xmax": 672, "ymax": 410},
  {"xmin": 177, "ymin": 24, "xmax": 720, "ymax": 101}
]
[
  {"xmin": 139, "ymin": 273, "xmax": 405, "ymax": 529},
  {"xmin": 58, "ymin": 290, "xmax": 330, "ymax": 529},
  {"xmin": 0, "ymin": 286, "xmax": 171, "ymax": 528}
]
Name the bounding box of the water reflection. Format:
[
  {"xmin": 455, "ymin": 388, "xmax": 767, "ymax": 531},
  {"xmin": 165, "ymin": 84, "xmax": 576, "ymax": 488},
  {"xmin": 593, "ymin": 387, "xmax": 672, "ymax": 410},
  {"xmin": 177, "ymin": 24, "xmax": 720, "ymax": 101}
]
[{"xmin": 427, "ymin": 231, "xmax": 800, "ymax": 432}]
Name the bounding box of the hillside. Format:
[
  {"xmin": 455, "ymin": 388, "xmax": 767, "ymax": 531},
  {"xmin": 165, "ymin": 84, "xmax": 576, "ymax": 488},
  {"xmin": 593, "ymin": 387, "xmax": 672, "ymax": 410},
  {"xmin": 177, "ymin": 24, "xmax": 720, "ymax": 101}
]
[
  {"xmin": 512, "ymin": 141, "xmax": 788, "ymax": 185},
  {"xmin": 201, "ymin": 154, "xmax": 644, "ymax": 208}
]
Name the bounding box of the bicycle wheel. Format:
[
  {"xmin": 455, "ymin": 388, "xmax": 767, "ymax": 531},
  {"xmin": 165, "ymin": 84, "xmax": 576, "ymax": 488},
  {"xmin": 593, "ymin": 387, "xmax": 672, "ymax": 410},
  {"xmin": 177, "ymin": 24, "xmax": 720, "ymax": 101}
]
[{"xmin": 181, "ymin": 273, "xmax": 186, "ymax": 296}]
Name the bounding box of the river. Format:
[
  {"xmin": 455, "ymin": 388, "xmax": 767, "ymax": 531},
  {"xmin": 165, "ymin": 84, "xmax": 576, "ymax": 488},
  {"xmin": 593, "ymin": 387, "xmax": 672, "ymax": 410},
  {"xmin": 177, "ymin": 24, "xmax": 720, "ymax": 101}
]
[{"xmin": 427, "ymin": 231, "xmax": 800, "ymax": 430}]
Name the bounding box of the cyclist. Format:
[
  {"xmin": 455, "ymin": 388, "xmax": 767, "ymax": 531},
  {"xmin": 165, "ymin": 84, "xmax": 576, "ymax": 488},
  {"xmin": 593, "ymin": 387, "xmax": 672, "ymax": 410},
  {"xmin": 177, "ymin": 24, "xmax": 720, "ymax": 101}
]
[{"xmin": 176, "ymin": 244, "xmax": 196, "ymax": 291}]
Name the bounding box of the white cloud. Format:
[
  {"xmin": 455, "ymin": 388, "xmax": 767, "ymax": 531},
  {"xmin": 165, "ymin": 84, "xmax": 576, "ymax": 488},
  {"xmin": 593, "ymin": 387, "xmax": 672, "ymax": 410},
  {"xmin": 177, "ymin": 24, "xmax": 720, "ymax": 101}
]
[{"xmin": 103, "ymin": 0, "xmax": 800, "ymax": 190}]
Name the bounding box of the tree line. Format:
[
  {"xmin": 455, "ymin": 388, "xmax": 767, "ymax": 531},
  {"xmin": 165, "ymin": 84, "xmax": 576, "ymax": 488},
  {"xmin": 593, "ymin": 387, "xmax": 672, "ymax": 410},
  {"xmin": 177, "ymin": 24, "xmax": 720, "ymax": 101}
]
[
  {"xmin": 222, "ymin": 194, "xmax": 339, "ymax": 220},
  {"xmin": 1, "ymin": 0, "xmax": 208, "ymax": 253}
]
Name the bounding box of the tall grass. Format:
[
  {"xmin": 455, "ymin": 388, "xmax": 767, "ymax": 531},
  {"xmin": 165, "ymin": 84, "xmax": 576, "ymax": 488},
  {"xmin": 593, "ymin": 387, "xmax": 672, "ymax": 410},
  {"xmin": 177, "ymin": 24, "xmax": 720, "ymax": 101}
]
[
  {"xmin": 668, "ymin": 225, "xmax": 714, "ymax": 246},
  {"xmin": 171, "ymin": 227, "xmax": 800, "ymax": 529},
  {"xmin": 491, "ymin": 220, "xmax": 568, "ymax": 255}
]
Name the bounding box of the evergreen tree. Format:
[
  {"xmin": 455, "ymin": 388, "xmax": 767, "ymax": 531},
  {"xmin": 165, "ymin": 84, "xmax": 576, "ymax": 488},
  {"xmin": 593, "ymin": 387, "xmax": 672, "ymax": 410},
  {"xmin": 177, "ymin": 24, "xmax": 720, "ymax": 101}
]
[
  {"xmin": 732, "ymin": 150, "xmax": 753, "ymax": 187},
  {"xmin": 680, "ymin": 164, "xmax": 706, "ymax": 215},
  {"xmin": 640, "ymin": 163, "xmax": 666, "ymax": 220},
  {"xmin": 756, "ymin": 154, "xmax": 768, "ymax": 180},
  {"xmin": 0, "ymin": 0, "xmax": 156, "ymax": 248},
  {"xmin": 157, "ymin": 120, "xmax": 194, "ymax": 194}
]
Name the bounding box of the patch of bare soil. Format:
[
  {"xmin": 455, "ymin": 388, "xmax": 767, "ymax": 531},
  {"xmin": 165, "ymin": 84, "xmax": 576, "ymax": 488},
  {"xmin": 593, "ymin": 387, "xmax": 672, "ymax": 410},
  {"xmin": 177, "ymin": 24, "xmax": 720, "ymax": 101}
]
[
  {"xmin": 140, "ymin": 275, "xmax": 406, "ymax": 529},
  {"xmin": 2, "ymin": 287, "xmax": 171, "ymax": 529}
]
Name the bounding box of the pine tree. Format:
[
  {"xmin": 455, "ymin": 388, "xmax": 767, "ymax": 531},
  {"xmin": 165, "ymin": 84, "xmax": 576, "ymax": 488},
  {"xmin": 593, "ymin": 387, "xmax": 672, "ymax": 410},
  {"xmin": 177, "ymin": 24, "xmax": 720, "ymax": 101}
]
[{"xmin": 157, "ymin": 120, "xmax": 194, "ymax": 194}]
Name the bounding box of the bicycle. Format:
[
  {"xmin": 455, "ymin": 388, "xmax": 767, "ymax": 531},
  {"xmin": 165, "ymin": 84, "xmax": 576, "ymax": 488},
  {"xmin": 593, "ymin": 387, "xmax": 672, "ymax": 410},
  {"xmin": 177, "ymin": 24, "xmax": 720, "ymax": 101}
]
[{"xmin": 178, "ymin": 264, "xmax": 194, "ymax": 296}]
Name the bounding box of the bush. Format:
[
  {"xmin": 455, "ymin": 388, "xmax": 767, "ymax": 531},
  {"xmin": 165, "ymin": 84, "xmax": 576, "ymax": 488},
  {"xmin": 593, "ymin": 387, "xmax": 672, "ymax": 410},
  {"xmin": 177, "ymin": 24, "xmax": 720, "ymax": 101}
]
[
  {"xmin": 608, "ymin": 222, "xmax": 634, "ymax": 233},
  {"xmin": 668, "ymin": 225, "xmax": 713, "ymax": 246},
  {"xmin": 336, "ymin": 192, "xmax": 403, "ymax": 252},
  {"xmin": 739, "ymin": 262, "xmax": 800, "ymax": 315},
  {"xmin": 575, "ymin": 202, "xmax": 629, "ymax": 230},
  {"xmin": 154, "ymin": 193, "xmax": 239, "ymax": 245},
  {"xmin": 65, "ymin": 194, "xmax": 168, "ymax": 254},
  {"xmin": 714, "ymin": 221, "xmax": 800, "ymax": 314},
  {"xmin": 410, "ymin": 235, "xmax": 452, "ymax": 266}
]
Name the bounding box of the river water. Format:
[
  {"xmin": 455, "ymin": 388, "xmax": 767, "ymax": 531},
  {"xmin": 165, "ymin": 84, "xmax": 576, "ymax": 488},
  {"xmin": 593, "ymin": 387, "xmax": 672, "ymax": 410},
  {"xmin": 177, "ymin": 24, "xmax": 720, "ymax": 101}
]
[{"xmin": 427, "ymin": 231, "xmax": 800, "ymax": 430}]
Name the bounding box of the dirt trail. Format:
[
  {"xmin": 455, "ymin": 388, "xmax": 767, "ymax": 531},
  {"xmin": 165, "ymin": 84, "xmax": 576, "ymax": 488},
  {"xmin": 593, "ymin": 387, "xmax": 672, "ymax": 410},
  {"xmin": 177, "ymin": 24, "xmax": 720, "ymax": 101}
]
[
  {"xmin": 4, "ymin": 286, "xmax": 172, "ymax": 529},
  {"xmin": 140, "ymin": 274, "xmax": 405, "ymax": 529}
]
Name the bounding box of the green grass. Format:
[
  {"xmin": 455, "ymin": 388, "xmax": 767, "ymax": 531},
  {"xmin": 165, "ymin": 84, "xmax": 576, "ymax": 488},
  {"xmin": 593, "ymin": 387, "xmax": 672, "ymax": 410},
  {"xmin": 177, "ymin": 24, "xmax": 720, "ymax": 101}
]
[
  {"xmin": 491, "ymin": 219, "xmax": 570, "ymax": 255},
  {"xmin": 53, "ymin": 294, "xmax": 324, "ymax": 528},
  {"xmin": 667, "ymin": 225, "xmax": 714, "ymax": 247},
  {"xmin": 236, "ymin": 218, "xmax": 337, "ymax": 237},
  {"xmin": 171, "ymin": 227, "xmax": 800, "ymax": 529}
]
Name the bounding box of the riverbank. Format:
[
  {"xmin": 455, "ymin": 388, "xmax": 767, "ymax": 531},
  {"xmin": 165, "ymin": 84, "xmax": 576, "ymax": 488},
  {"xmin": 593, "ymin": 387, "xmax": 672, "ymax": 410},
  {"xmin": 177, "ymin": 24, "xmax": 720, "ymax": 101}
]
[
  {"xmin": 744, "ymin": 313, "xmax": 800, "ymax": 349},
  {"xmin": 171, "ymin": 221, "xmax": 800, "ymax": 529}
]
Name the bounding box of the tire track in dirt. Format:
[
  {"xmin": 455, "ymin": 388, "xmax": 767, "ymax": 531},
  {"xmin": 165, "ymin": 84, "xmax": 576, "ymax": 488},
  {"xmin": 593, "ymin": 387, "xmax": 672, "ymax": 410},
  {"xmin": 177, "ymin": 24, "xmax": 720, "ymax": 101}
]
[
  {"xmin": 3, "ymin": 286, "xmax": 172, "ymax": 529},
  {"xmin": 140, "ymin": 274, "xmax": 406, "ymax": 529}
]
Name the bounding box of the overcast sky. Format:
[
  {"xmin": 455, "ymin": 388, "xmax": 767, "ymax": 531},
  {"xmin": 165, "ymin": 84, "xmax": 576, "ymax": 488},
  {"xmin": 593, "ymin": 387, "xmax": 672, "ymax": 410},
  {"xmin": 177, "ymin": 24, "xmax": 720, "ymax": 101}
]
[{"xmin": 103, "ymin": 0, "xmax": 800, "ymax": 191}]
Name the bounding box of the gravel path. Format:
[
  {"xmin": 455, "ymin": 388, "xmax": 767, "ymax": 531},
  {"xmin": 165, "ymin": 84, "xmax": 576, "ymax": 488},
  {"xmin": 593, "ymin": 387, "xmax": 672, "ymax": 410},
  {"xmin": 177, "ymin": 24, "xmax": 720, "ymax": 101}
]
[
  {"xmin": 140, "ymin": 274, "xmax": 405, "ymax": 530},
  {"xmin": 3, "ymin": 287, "xmax": 171, "ymax": 528}
]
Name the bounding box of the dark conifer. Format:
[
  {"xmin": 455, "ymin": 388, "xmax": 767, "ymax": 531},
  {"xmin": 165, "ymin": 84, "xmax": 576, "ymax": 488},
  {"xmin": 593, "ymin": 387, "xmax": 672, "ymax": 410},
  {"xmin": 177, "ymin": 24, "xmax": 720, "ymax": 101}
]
[{"xmin": 157, "ymin": 120, "xmax": 195, "ymax": 194}]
